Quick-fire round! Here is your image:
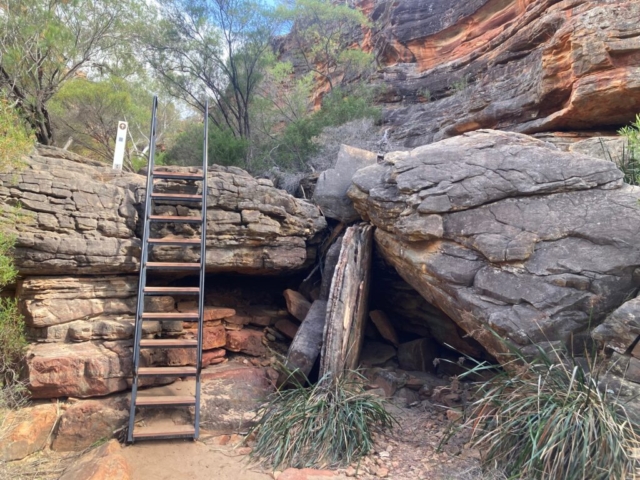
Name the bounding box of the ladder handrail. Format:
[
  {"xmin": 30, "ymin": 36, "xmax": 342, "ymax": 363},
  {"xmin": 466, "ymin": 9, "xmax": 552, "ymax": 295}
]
[
  {"xmin": 127, "ymin": 95, "xmax": 158, "ymax": 443},
  {"xmin": 194, "ymin": 100, "xmax": 209, "ymax": 439}
]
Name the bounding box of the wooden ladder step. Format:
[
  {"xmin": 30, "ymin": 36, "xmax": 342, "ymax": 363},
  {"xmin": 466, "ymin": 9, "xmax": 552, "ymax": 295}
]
[
  {"xmin": 149, "ymin": 215, "xmax": 203, "ymax": 223},
  {"xmin": 139, "ymin": 339, "xmax": 198, "ymax": 348},
  {"xmin": 146, "ymin": 262, "xmax": 201, "ymax": 270},
  {"xmin": 144, "ymin": 287, "xmax": 200, "ymax": 296},
  {"xmin": 148, "ymin": 237, "xmax": 201, "ymax": 246},
  {"xmin": 141, "ymin": 312, "xmax": 199, "ymax": 321},
  {"xmin": 151, "ymin": 193, "xmax": 203, "ymax": 202},
  {"xmin": 137, "ymin": 366, "xmax": 197, "ymax": 377},
  {"xmin": 132, "ymin": 425, "xmax": 196, "ymax": 440},
  {"xmin": 153, "ymin": 171, "xmax": 203, "ymax": 181},
  {"xmin": 136, "ymin": 395, "xmax": 196, "ymax": 407}
]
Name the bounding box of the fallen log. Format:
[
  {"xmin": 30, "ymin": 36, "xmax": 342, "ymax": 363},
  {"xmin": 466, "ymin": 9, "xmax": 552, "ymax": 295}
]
[
  {"xmin": 283, "ymin": 300, "xmax": 329, "ymax": 381},
  {"xmin": 319, "ymin": 223, "xmax": 374, "ymax": 383}
]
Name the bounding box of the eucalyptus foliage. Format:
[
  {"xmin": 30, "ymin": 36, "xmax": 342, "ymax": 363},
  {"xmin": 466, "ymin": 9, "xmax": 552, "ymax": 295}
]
[
  {"xmin": 279, "ymin": 0, "xmax": 373, "ymax": 91},
  {"xmin": 0, "ymin": 0, "xmax": 146, "ymax": 144}
]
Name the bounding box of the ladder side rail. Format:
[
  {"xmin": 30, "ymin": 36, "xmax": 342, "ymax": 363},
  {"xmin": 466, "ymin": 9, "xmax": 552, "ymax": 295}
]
[
  {"xmin": 128, "ymin": 95, "xmax": 159, "ymax": 443},
  {"xmin": 194, "ymin": 100, "xmax": 209, "ymax": 439}
]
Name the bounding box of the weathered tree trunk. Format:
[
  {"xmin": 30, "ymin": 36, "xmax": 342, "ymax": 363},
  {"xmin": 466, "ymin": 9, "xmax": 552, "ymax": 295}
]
[
  {"xmin": 282, "ymin": 235, "xmax": 344, "ymax": 383},
  {"xmin": 319, "ymin": 223, "xmax": 374, "ymax": 383}
]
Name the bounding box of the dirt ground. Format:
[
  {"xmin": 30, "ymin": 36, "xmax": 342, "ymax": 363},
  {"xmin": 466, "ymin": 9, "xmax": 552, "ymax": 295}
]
[
  {"xmin": 121, "ymin": 440, "xmax": 271, "ymax": 480},
  {"xmin": 1, "ymin": 400, "xmax": 496, "ymax": 480}
]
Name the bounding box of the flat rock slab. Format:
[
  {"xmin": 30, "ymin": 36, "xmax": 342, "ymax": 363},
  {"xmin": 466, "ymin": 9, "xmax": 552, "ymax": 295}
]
[
  {"xmin": 349, "ymin": 130, "xmax": 640, "ymax": 361},
  {"xmin": 59, "ymin": 440, "xmax": 132, "ymax": 480},
  {"xmin": 313, "ymin": 144, "xmax": 377, "ymax": 223},
  {"xmin": 0, "ymin": 403, "xmax": 58, "ymax": 461},
  {"xmin": 200, "ymin": 362, "xmax": 277, "ymax": 434},
  {"xmin": 25, "ymin": 341, "xmax": 132, "ymax": 398},
  {"xmin": 18, "ymin": 275, "xmax": 173, "ymax": 328},
  {"xmin": 52, "ymin": 394, "xmax": 129, "ymax": 452},
  {"xmin": 3, "ymin": 148, "xmax": 326, "ymax": 276},
  {"xmin": 592, "ymin": 296, "xmax": 640, "ymax": 354},
  {"xmin": 25, "ymin": 340, "xmax": 177, "ymax": 398}
]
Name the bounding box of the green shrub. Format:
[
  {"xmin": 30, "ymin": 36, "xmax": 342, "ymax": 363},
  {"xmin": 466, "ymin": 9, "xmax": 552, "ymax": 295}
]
[
  {"xmin": 0, "ymin": 232, "xmax": 27, "ymax": 409},
  {"xmin": 460, "ymin": 343, "xmax": 640, "ymax": 480},
  {"xmin": 0, "ymin": 298, "xmax": 27, "ymax": 409},
  {"xmin": 163, "ymin": 123, "xmax": 249, "ymax": 169},
  {"xmin": 255, "ymin": 86, "xmax": 381, "ymax": 172},
  {"xmin": 0, "ymin": 112, "xmax": 31, "ymax": 408},
  {"xmin": 616, "ymin": 114, "xmax": 640, "ymax": 185},
  {"xmin": 250, "ymin": 372, "xmax": 395, "ymax": 470},
  {"xmin": 0, "ymin": 99, "xmax": 34, "ymax": 171},
  {"xmin": 449, "ymin": 75, "xmax": 470, "ymax": 93}
]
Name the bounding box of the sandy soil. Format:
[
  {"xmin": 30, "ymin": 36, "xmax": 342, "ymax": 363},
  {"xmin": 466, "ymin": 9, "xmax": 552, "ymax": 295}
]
[
  {"xmin": 121, "ymin": 440, "xmax": 271, "ymax": 480},
  {"xmin": 1, "ymin": 397, "xmax": 498, "ymax": 480}
]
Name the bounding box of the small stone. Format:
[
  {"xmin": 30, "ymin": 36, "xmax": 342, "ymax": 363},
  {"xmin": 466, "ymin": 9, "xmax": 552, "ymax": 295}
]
[
  {"xmin": 397, "ymin": 338, "xmax": 437, "ymax": 372},
  {"xmin": 345, "ymin": 466, "xmax": 357, "ymax": 477},
  {"xmin": 446, "ymin": 409, "xmax": 463, "ymax": 421},
  {"xmin": 283, "ymin": 290, "xmax": 311, "ymax": 321},
  {"xmin": 211, "ymin": 435, "xmax": 231, "ymax": 445},
  {"xmin": 376, "ymin": 467, "xmax": 389, "ymax": 478},
  {"xmin": 226, "ymin": 329, "xmax": 267, "ymax": 356},
  {"xmin": 369, "ymin": 310, "xmax": 399, "ymax": 346},
  {"xmin": 275, "ymin": 318, "xmax": 299, "ymax": 339},
  {"xmin": 237, "ymin": 446, "xmax": 252, "ymax": 455}
]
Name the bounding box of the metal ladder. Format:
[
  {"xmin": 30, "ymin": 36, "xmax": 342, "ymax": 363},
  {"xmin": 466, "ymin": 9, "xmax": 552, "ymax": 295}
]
[{"xmin": 127, "ymin": 96, "xmax": 209, "ymax": 442}]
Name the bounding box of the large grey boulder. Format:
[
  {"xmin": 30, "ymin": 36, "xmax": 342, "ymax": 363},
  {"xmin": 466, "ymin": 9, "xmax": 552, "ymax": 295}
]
[
  {"xmin": 313, "ymin": 144, "xmax": 377, "ymax": 223},
  {"xmin": 349, "ymin": 130, "xmax": 640, "ymax": 361}
]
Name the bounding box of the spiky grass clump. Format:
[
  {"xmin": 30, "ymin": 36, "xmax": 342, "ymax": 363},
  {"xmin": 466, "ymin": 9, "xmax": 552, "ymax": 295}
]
[
  {"xmin": 463, "ymin": 347, "xmax": 640, "ymax": 480},
  {"xmin": 250, "ymin": 372, "xmax": 395, "ymax": 470}
]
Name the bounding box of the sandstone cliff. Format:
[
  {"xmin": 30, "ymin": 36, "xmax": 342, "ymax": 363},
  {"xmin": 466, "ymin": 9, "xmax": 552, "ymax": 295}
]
[
  {"xmin": 0, "ymin": 147, "xmax": 326, "ymax": 399},
  {"xmin": 351, "ymin": 0, "xmax": 640, "ymax": 147}
]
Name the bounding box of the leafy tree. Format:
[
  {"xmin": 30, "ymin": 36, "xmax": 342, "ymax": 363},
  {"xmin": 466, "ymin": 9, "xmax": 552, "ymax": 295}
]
[
  {"xmin": 49, "ymin": 77, "xmax": 181, "ymax": 169},
  {"xmin": 145, "ymin": 0, "xmax": 279, "ymax": 166},
  {"xmin": 279, "ymin": 0, "xmax": 373, "ymax": 92},
  {"xmin": 0, "ymin": 0, "xmax": 146, "ymax": 145}
]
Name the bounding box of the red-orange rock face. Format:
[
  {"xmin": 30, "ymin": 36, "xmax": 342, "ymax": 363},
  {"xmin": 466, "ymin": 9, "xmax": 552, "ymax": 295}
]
[{"xmin": 359, "ymin": 0, "xmax": 640, "ymax": 146}]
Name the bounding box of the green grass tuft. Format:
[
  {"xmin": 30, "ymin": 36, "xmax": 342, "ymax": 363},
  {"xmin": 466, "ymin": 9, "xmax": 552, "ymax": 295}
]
[
  {"xmin": 250, "ymin": 371, "xmax": 396, "ymax": 470},
  {"xmin": 460, "ymin": 342, "xmax": 640, "ymax": 480}
]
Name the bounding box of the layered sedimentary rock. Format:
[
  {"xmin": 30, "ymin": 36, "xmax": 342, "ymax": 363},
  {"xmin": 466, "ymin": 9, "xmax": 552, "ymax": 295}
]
[
  {"xmin": 349, "ymin": 130, "xmax": 640, "ymax": 359},
  {"xmin": 364, "ymin": 0, "xmax": 640, "ymax": 146},
  {"xmin": 5, "ymin": 148, "xmax": 326, "ymax": 399},
  {"xmin": 1, "ymin": 148, "xmax": 326, "ymax": 276},
  {"xmin": 2, "ymin": 150, "xmax": 141, "ymax": 274}
]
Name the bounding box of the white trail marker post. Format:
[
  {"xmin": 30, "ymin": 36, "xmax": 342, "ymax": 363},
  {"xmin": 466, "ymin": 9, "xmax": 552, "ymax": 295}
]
[{"xmin": 113, "ymin": 121, "xmax": 128, "ymax": 170}]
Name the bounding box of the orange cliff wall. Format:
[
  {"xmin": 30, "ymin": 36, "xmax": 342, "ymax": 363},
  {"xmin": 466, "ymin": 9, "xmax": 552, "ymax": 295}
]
[{"xmin": 347, "ymin": 0, "xmax": 640, "ymax": 147}]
